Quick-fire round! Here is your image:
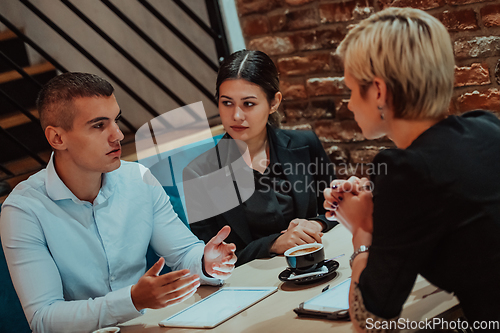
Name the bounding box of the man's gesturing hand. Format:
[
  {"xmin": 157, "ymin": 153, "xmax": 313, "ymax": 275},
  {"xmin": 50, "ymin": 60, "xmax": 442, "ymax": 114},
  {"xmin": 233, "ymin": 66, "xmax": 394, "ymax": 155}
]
[
  {"xmin": 131, "ymin": 257, "xmax": 200, "ymax": 311},
  {"xmin": 203, "ymin": 225, "xmax": 237, "ymax": 280}
]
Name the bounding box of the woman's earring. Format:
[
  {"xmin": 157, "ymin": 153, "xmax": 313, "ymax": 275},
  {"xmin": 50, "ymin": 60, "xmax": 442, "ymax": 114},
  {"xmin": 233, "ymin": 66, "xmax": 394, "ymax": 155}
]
[{"xmin": 378, "ymin": 106, "xmax": 385, "ymax": 120}]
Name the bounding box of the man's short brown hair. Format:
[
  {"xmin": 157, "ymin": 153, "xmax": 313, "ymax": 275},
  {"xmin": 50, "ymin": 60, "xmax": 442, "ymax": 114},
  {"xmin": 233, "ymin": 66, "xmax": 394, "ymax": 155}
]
[{"xmin": 37, "ymin": 72, "xmax": 114, "ymax": 131}]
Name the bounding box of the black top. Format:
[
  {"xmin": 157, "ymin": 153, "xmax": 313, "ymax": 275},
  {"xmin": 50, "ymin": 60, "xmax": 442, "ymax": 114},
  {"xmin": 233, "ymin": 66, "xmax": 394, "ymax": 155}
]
[
  {"xmin": 183, "ymin": 126, "xmax": 338, "ymax": 266},
  {"xmin": 246, "ymin": 131, "xmax": 295, "ymax": 239},
  {"xmin": 359, "ymin": 111, "xmax": 500, "ymax": 323}
]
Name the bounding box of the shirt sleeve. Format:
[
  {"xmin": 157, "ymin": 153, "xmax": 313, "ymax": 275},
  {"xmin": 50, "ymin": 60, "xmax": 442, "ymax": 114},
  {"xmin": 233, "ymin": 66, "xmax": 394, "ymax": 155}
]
[
  {"xmin": 145, "ymin": 169, "xmax": 222, "ymax": 286},
  {"xmin": 0, "ymin": 205, "xmax": 142, "ymax": 333},
  {"xmin": 358, "ymin": 149, "xmax": 449, "ymax": 319}
]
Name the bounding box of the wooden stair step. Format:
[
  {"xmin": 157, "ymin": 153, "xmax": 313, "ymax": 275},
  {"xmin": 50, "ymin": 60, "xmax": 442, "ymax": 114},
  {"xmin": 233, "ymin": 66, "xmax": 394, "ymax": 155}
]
[
  {"xmin": 0, "ymin": 109, "xmax": 39, "ymax": 130},
  {"xmin": 0, "ymin": 62, "xmax": 55, "ymax": 85},
  {"xmin": 0, "ymin": 29, "xmax": 17, "ymax": 42}
]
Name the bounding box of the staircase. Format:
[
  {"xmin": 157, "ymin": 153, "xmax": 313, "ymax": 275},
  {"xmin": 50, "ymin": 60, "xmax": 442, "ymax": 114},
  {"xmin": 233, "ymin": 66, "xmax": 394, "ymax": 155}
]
[
  {"xmin": 0, "ymin": 28, "xmax": 138, "ymax": 202},
  {"xmin": 0, "ymin": 28, "xmax": 54, "ymax": 200}
]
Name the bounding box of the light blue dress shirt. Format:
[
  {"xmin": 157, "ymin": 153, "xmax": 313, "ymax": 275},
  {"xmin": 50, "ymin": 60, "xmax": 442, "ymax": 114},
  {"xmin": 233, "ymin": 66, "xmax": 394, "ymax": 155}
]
[{"xmin": 0, "ymin": 155, "xmax": 220, "ymax": 333}]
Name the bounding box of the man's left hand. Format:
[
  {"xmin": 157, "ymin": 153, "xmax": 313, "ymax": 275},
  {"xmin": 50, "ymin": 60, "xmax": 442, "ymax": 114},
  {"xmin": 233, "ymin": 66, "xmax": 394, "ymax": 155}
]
[{"xmin": 203, "ymin": 225, "xmax": 237, "ymax": 280}]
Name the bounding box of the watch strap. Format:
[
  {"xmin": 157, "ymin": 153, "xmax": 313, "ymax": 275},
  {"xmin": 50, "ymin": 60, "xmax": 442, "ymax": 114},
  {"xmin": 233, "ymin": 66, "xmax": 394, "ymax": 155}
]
[{"xmin": 349, "ymin": 245, "xmax": 370, "ymax": 268}]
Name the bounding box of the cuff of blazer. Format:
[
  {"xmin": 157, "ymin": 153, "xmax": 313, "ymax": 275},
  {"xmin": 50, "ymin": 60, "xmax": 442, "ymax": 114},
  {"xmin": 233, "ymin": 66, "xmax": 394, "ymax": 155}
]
[{"xmin": 308, "ymin": 215, "xmax": 339, "ymax": 233}]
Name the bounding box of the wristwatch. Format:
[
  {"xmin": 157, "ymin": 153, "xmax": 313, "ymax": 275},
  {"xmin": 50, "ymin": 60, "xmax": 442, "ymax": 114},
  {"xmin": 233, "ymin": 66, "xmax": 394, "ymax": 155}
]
[{"xmin": 349, "ymin": 245, "xmax": 370, "ymax": 268}]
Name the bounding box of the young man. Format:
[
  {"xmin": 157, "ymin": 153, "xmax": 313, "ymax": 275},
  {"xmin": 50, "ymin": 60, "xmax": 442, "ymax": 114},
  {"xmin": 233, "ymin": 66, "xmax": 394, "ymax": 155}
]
[{"xmin": 0, "ymin": 72, "xmax": 237, "ymax": 333}]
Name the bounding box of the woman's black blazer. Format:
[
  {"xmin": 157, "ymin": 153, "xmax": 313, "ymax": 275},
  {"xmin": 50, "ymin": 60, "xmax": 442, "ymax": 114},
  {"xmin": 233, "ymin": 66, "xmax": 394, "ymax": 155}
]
[{"xmin": 183, "ymin": 126, "xmax": 338, "ymax": 266}]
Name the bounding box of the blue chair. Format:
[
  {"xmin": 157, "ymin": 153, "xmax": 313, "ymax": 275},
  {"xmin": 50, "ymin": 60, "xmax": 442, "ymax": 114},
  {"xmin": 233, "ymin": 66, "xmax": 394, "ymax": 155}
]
[
  {"xmin": 0, "ymin": 204, "xmax": 32, "ymax": 332},
  {"xmin": 143, "ymin": 134, "xmax": 223, "ymax": 271}
]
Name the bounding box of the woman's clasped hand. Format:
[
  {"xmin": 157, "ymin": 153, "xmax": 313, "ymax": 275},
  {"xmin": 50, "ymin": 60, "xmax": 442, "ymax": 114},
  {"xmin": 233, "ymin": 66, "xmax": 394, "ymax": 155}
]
[{"xmin": 323, "ymin": 177, "xmax": 373, "ymax": 234}]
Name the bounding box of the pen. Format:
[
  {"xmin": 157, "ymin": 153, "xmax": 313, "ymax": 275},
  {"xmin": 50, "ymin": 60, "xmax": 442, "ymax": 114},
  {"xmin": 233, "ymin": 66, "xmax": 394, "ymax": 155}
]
[{"xmin": 324, "ymin": 253, "xmax": 345, "ymax": 263}]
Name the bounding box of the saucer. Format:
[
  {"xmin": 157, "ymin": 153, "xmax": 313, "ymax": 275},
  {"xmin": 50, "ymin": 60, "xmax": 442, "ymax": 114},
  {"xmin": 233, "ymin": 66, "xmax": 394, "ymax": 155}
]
[{"xmin": 278, "ymin": 260, "xmax": 339, "ymax": 284}]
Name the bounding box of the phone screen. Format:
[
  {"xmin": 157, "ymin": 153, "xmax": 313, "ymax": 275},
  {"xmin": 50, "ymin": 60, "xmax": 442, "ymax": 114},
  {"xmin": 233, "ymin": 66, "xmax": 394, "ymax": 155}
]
[{"xmin": 302, "ymin": 278, "xmax": 350, "ymax": 312}]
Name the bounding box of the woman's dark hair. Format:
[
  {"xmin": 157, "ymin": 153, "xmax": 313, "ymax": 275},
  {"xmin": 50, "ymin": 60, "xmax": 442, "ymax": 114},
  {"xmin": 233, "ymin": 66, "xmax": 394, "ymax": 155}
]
[{"xmin": 216, "ymin": 50, "xmax": 282, "ymax": 127}]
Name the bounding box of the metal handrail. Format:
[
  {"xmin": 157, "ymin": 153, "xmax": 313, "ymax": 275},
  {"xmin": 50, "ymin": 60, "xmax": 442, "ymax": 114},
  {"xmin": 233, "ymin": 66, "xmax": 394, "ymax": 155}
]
[
  {"xmin": 0, "ymin": 0, "xmax": 230, "ymax": 181},
  {"xmin": 101, "ymin": 0, "xmax": 216, "ymax": 103},
  {"xmin": 0, "ymin": 88, "xmax": 40, "ymax": 125},
  {"xmin": 172, "ymin": 0, "xmax": 219, "ymax": 39},
  {"xmin": 204, "ymin": 0, "xmax": 230, "ymax": 63},
  {"xmin": 61, "ymin": 0, "xmax": 188, "ymax": 110},
  {"xmin": 20, "ymin": 0, "xmax": 154, "ymax": 130},
  {"xmin": 0, "ymin": 51, "xmax": 43, "ymax": 89},
  {"xmin": 138, "ymin": 0, "xmax": 219, "ymax": 72},
  {"xmin": 0, "ymin": 12, "xmax": 68, "ymax": 73}
]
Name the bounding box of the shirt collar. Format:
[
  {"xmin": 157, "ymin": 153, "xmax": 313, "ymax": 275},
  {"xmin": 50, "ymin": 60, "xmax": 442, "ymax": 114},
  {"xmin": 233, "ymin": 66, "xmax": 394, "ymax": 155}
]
[{"xmin": 45, "ymin": 153, "xmax": 117, "ymax": 205}]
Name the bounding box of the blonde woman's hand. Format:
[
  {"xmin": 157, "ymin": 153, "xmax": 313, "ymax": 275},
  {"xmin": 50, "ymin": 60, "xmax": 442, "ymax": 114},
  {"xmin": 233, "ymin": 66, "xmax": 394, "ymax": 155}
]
[{"xmin": 323, "ymin": 177, "xmax": 374, "ymax": 234}]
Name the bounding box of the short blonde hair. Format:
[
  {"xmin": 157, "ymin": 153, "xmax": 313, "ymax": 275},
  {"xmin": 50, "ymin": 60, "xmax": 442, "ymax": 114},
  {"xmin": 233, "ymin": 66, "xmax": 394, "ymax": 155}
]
[{"xmin": 336, "ymin": 7, "xmax": 455, "ymax": 120}]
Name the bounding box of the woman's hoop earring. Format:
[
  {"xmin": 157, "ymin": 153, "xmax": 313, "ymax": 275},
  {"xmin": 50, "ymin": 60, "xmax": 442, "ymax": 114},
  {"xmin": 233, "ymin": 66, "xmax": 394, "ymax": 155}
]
[{"xmin": 378, "ymin": 106, "xmax": 385, "ymax": 120}]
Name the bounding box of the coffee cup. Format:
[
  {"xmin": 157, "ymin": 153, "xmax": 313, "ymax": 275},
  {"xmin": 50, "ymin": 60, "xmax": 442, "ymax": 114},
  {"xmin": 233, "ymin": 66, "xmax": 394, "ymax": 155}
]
[
  {"xmin": 284, "ymin": 243, "xmax": 325, "ymax": 274},
  {"xmin": 92, "ymin": 327, "xmax": 120, "ymax": 333}
]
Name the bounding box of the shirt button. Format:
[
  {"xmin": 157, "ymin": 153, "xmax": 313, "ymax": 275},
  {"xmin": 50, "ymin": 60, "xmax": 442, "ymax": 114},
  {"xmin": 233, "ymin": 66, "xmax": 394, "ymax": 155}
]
[{"xmin": 110, "ymin": 275, "xmax": 116, "ymax": 282}]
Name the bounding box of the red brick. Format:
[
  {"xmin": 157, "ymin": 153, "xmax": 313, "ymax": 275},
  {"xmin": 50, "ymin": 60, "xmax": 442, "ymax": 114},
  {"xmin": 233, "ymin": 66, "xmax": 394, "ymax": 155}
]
[
  {"xmin": 436, "ymin": 9, "xmax": 478, "ymax": 32},
  {"xmin": 457, "ymin": 88, "xmax": 500, "ymax": 113},
  {"xmin": 282, "ymin": 101, "xmax": 308, "ymax": 122},
  {"xmin": 330, "ymin": 53, "xmax": 344, "ymax": 73},
  {"xmin": 378, "ymin": 0, "xmax": 445, "ymax": 11},
  {"xmin": 269, "ymin": 8, "xmax": 319, "ymax": 32},
  {"xmin": 319, "ymin": 0, "xmax": 373, "ymax": 24},
  {"xmin": 314, "ymin": 119, "xmax": 365, "ymax": 143},
  {"xmin": 350, "ymin": 146, "xmax": 382, "ymax": 164},
  {"xmin": 248, "ymin": 36, "xmax": 295, "ymax": 55},
  {"xmin": 446, "ymin": 0, "xmax": 488, "ymax": 5},
  {"xmin": 281, "ymin": 123, "xmax": 313, "ymax": 130},
  {"xmin": 454, "ymin": 63, "xmax": 490, "ymax": 87},
  {"xmin": 241, "ymin": 16, "xmax": 270, "ymax": 36},
  {"xmin": 284, "ymin": 0, "xmax": 315, "ymax": 5},
  {"xmin": 336, "ymin": 99, "xmax": 354, "ymax": 120},
  {"xmin": 309, "ymin": 99, "xmax": 335, "ymax": 118},
  {"xmin": 496, "ymin": 59, "xmax": 500, "ymax": 85},
  {"xmin": 454, "ymin": 36, "xmax": 500, "ymax": 59},
  {"xmin": 306, "ymin": 77, "xmax": 349, "ymax": 97},
  {"xmin": 281, "ymin": 79, "xmax": 308, "ymax": 100},
  {"xmin": 269, "ymin": 14, "xmax": 287, "ymax": 32},
  {"xmin": 277, "ymin": 54, "xmax": 331, "ymax": 76},
  {"xmin": 290, "ymin": 29, "xmax": 345, "ymax": 51},
  {"xmin": 236, "ymin": 0, "xmax": 283, "ymax": 16},
  {"xmin": 481, "ymin": 4, "xmax": 500, "ymax": 27},
  {"xmin": 325, "ymin": 145, "xmax": 349, "ymax": 164}
]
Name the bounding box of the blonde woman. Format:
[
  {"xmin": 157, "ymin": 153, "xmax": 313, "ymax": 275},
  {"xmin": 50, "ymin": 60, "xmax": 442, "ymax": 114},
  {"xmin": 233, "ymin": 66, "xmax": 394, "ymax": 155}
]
[{"xmin": 324, "ymin": 7, "xmax": 500, "ymax": 331}]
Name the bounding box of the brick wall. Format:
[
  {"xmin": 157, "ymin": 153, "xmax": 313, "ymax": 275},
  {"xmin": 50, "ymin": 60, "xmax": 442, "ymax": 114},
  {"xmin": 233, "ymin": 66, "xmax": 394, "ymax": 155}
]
[{"xmin": 235, "ymin": 0, "xmax": 500, "ymax": 178}]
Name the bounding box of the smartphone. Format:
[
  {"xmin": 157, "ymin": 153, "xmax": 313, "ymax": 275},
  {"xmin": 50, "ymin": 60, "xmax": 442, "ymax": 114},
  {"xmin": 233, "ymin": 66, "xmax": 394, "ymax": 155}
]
[{"xmin": 302, "ymin": 278, "xmax": 350, "ymax": 312}]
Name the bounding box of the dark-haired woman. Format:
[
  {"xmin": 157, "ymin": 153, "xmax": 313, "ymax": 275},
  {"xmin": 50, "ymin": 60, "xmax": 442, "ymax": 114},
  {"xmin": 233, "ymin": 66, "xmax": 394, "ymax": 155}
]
[{"xmin": 183, "ymin": 50, "xmax": 338, "ymax": 266}]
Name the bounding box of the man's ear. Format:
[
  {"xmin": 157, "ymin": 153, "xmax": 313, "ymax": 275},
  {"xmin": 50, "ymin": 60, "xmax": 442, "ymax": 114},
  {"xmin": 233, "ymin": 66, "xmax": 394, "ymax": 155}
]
[
  {"xmin": 45, "ymin": 126, "xmax": 67, "ymax": 151},
  {"xmin": 270, "ymin": 91, "xmax": 283, "ymax": 114}
]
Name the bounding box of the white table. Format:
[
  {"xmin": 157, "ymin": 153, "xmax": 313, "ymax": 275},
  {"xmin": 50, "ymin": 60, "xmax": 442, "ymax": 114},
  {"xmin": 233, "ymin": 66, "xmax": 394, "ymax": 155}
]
[{"xmin": 119, "ymin": 225, "xmax": 458, "ymax": 333}]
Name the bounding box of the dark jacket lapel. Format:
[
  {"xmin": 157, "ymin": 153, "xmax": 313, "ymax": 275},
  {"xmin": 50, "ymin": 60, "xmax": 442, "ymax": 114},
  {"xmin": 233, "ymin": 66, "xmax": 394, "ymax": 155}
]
[
  {"xmin": 270, "ymin": 128, "xmax": 313, "ymax": 219},
  {"xmin": 215, "ymin": 136, "xmax": 254, "ymax": 245}
]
